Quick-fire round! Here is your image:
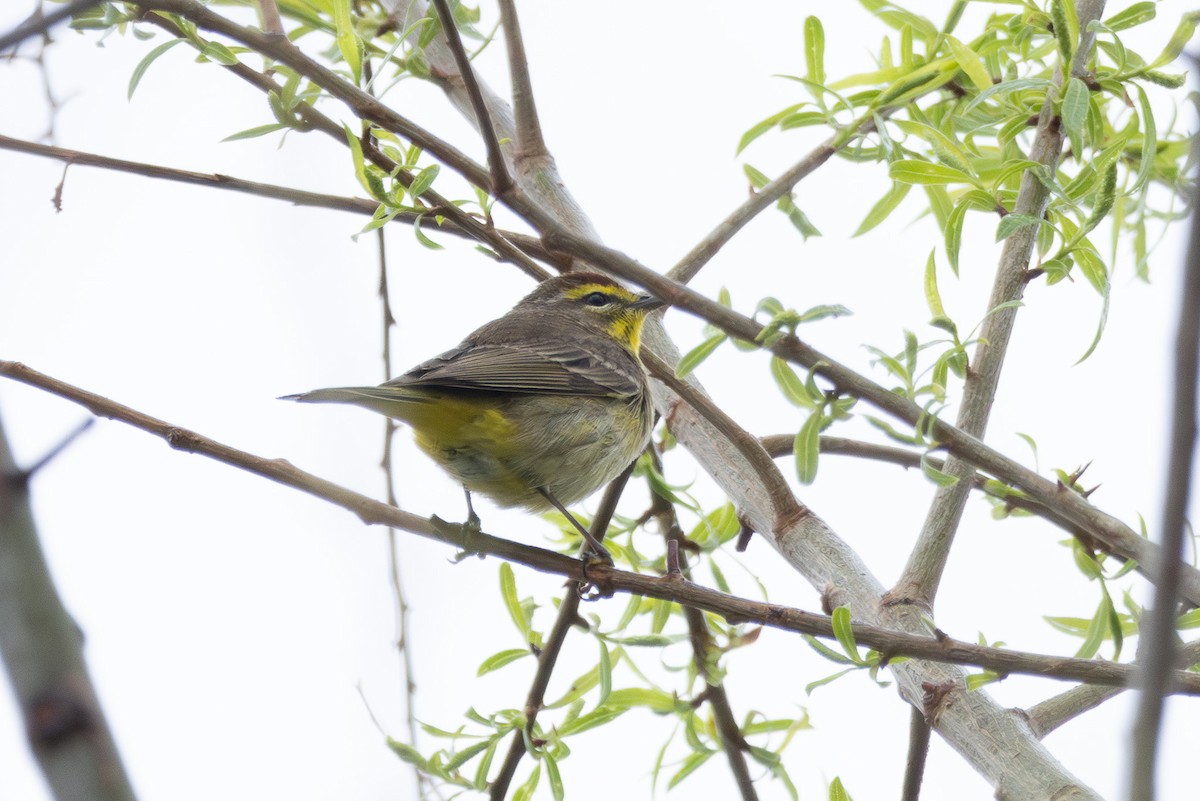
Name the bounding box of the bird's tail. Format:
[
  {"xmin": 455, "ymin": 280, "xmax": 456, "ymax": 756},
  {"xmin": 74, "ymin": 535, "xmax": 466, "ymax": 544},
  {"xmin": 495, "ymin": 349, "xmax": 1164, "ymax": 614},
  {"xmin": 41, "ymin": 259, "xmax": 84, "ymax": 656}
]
[{"xmin": 279, "ymin": 386, "xmax": 434, "ymax": 418}]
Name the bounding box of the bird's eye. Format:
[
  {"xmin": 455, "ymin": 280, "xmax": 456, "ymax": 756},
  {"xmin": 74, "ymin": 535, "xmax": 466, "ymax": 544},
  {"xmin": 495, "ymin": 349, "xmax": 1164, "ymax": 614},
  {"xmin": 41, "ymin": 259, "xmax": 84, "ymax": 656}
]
[{"xmin": 582, "ymin": 291, "xmax": 610, "ymax": 307}]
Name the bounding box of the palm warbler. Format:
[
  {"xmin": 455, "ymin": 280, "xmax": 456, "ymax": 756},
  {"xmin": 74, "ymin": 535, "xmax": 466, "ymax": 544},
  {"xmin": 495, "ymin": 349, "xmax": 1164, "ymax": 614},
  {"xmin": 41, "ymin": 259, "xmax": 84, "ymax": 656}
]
[{"xmin": 282, "ymin": 272, "xmax": 662, "ymax": 556}]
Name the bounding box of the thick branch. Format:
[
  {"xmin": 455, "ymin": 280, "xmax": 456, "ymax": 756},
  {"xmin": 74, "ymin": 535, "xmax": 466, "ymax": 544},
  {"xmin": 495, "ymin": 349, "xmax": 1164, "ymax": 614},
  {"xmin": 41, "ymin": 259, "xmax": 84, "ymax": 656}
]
[
  {"xmin": 1128, "ymin": 110, "xmax": 1200, "ymax": 801},
  {"xmin": 0, "ymin": 415, "xmax": 137, "ymax": 801},
  {"xmin": 4, "ymin": 361, "xmax": 1195, "ymax": 697},
  {"xmin": 531, "ymin": 228, "xmax": 1200, "ymax": 608},
  {"xmin": 892, "ymin": 0, "xmax": 1107, "ymax": 610}
]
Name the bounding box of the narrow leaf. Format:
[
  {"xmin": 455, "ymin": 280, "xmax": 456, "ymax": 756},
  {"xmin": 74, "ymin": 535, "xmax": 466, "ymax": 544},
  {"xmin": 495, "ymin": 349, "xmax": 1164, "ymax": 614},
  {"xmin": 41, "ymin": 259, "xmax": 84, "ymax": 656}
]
[{"xmin": 128, "ymin": 38, "xmax": 184, "ymax": 99}]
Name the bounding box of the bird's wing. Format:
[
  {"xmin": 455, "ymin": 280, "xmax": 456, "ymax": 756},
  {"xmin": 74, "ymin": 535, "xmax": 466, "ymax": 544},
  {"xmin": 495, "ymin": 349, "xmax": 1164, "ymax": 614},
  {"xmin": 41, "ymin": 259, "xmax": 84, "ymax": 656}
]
[{"xmin": 390, "ymin": 341, "xmax": 643, "ymax": 398}]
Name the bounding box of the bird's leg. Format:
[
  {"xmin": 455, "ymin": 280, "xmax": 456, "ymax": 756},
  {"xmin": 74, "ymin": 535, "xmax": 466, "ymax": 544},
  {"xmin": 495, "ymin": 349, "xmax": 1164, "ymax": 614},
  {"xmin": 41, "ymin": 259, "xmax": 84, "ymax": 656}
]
[
  {"xmin": 462, "ymin": 486, "xmax": 481, "ymax": 532},
  {"xmin": 537, "ymin": 487, "xmax": 612, "ymax": 563}
]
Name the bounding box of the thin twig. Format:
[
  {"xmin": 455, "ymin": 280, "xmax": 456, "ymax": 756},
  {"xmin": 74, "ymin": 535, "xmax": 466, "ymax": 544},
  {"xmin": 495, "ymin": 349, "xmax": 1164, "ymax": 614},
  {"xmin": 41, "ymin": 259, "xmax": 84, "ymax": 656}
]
[
  {"xmin": 666, "ymin": 112, "xmax": 888, "ymax": 285},
  {"xmin": 0, "ymin": 0, "xmax": 104, "ymax": 53},
  {"xmin": 496, "ymin": 0, "xmax": 547, "ymax": 159},
  {"xmin": 4, "ymin": 360, "xmax": 1195, "ymax": 692},
  {"xmin": 488, "ymin": 463, "xmax": 635, "ymax": 801},
  {"xmin": 371, "ymin": 212, "xmax": 427, "ymax": 799},
  {"xmin": 133, "ymin": 5, "xmax": 551, "ymax": 281},
  {"xmin": 647, "ymin": 468, "xmax": 758, "ymax": 801},
  {"xmin": 18, "ymin": 418, "xmax": 94, "ymax": 480},
  {"xmin": 890, "ymin": 0, "xmax": 1107, "ymax": 611},
  {"xmin": 1128, "ymin": 107, "xmax": 1200, "ymax": 801},
  {"xmin": 641, "ymin": 350, "xmax": 805, "ymax": 533},
  {"xmin": 430, "ymin": 0, "xmax": 511, "ymax": 194},
  {"xmin": 900, "ymin": 708, "xmax": 930, "ymax": 801},
  {"xmin": 0, "ymin": 133, "xmax": 556, "ymax": 266}
]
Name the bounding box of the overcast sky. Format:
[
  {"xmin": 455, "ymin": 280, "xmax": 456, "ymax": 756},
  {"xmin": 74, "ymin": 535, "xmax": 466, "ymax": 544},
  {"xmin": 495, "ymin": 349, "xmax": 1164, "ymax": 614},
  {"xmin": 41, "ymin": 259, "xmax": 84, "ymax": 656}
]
[{"xmin": 2, "ymin": 2, "xmax": 1198, "ymax": 799}]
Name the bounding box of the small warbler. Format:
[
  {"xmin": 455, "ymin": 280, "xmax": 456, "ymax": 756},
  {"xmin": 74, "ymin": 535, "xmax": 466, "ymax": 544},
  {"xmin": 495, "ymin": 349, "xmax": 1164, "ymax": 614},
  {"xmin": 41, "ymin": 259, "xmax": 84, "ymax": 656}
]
[{"xmin": 282, "ymin": 272, "xmax": 663, "ymax": 556}]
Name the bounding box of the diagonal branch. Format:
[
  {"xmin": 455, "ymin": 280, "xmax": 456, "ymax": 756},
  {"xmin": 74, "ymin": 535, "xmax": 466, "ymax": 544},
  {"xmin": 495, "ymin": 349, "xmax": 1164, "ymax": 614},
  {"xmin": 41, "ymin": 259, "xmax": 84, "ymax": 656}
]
[
  {"xmin": 430, "ymin": 0, "xmax": 511, "ymax": 194},
  {"xmin": 488, "ymin": 465, "xmax": 635, "ymax": 801},
  {"xmin": 496, "ymin": 0, "xmax": 546, "ymax": 159},
  {"xmin": 5, "ymin": 360, "xmax": 1196, "ymax": 696},
  {"xmin": 131, "ymin": 9, "xmax": 551, "ymax": 279},
  {"xmin": 891, "ymin": 0, "xmax": 1108, "ymax": 611},
  {"xmin": 529, "ymin": 228, "xmax": 1200, "ymax": 608},
  {"xmin": 0, "ymin": 414, "xmax": 137, "ymax": 801},
  {"xmin": 667, "ymin": 112, "xmax": 888, "ymax": 285},
  {"xmin": 0, "ymin": 133, "xmax": 557, "ymax": 268},
  {"xmin": 0, "ymin": 0, "xmax": 104, "ymax": 53},
  {"xmin": 1128, "ymin": 114, "xmax": 1200, "ymax": 801}
]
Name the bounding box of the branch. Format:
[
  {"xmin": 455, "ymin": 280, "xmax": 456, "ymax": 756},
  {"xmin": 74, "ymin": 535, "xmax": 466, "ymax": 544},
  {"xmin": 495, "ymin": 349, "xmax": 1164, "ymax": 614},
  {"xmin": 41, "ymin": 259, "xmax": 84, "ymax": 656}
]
[
  {"xmin": 133, "ymin": 4, "xmax": 553, "ymax": 280},
  {"xmin": 0, "ymin": 134, "xmax": 558, "ymax": 266},
  {"xmin": 891, "ymin": 0, "xmax": 1108, "ymax": 611},
  {"xmin": 642, "ymin": 350, "xmax": 804, "ymax": 532},
  {"xmin": 5, "ymin": 361, "xmax": 1196, "ymax": 697},
  {"xmin": 488, "ymin": 465, "xmax": 634, "ymax": 801},
  {"xmin": 1028, "ymin": 640, "xmax": 1200, "ymax": 740},
  {"xmin": 900, "ymin": 708, "xmax": 931, "ymax": 801},
  {"xmin": 532, "ymin": 228, "xmax": 1200, "ymax": 608},
  {"xmin": 0, "ymin": 0, "xmax": 103, "ymax": 53},
  {"xmin": 430, "ymin": 0, "xmax": 511, "ymax": 194},
  {"xmin": 0, "ymin": 414, "xmax": 137, "ymax": 801},
  {"xmin": 666, "ymin": 112, "xmax": 886, "ymax": 285},
  {"xmin": 648, "ymin": 481, "xmax": 758, "ymax": 801},
  {"xmin": 1128, "ymin": 103, "xmax": 1200, "ymax": 801},
  {"xmin": 496, "ymin": 0, "xmax": 546, "ymax": 159}
]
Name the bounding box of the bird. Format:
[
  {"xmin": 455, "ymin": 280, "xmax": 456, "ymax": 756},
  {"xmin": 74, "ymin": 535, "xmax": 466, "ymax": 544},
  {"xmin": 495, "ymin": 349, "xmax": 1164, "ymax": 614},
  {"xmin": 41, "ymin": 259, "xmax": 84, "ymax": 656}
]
[{"xmin": 281, "ymin": 271, "xmax": 663, "ymax": 558}]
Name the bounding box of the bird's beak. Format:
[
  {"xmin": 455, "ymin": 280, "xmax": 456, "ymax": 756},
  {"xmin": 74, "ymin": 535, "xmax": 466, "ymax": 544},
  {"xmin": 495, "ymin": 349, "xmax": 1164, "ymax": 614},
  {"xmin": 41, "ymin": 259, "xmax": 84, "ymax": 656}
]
[{"xmin": 629, "ymin": 294, "xmax": 665, "ymax": 311}]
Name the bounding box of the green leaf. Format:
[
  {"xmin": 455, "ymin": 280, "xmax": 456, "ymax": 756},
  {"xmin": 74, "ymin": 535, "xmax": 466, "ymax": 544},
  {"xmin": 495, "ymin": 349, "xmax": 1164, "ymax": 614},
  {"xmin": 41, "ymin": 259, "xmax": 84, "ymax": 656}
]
[
  {"xmin": 1051, "ymin": 0, "xmax": 1077, "ymax": 63},
  {"xmin": 794, "ymin": 412, "xmax": 823, "ymax": 485},
  {"xmin": 1075, "ymin": 593, "xmax": 1113, "ymax": 659},
  {"xmin": 923, "ymin": 249, "xmax": 946, "ymax": 319},
  {"xmin": 1105, "ymin": 2, "xmax": 1155, "ymax": 31},
  {"xmin": 668, "ymin": 750, "xmax": 715, "ymax": 789},
  {"xmin": 676, "ymin": 333, "xmax": 726, "ymax": 378},
  {"xmin": 963, "ymin": 78, "xmax": 1054, "ymax": 114},
  {"xmin": 804, "ymin": 16, "xmax": 826, "ymax": 88},
  {"xmin": 771, "ymin": 357, "xmax": 815, "ymax": 408},
  {"xmin": 477, "ymin": 648, "xmax": 529, "ymax": 676},
  {"xmin": 331, "ymin": 0, "xmax": 363, "ymax": 82},
  {"xmin": 407, "ymin": 164, "xmax": 440, "ymax": 201},
  {"xmin": 598, "ymin": 641, "xmax": 612, "ymax": 703},
  {"xmin": 995, "ymin": 213, "xmax": 1042, "ymax": 242},
  {"xmin": 829, "ymin": 776, "xmax": 854, "ymax": 801},
  {"xmin": 945, "ymin": 34, "xmax": 991, "ymax": 91},
  {"xmin": 545, "ymin": 753, "xmax": 565, "ymax": 801},
  {"xmin": 199, "ymin": 41, "xmax": 239, "ymax": 66},
  {"xmin": 499, "ymin": 563, "xmax": 531, "ymax": 643},
  {"xmin": 1060, "ymin": 77, "xmax": 1089, "ymax": 157},
  {"xmin": 220, "ymin": 123, "xmax": 289, "ymax": 143},
  {"xmin": 737, "ymin": 104, "xmax": 804, "ymax": 154},
  {"xmin": 1148, "ymin": 11, "xmax": 1200, "ymax": 68},
  {"xmin": 921, "ymin": 454, "xmax": 959, "ymax": 487},
  {"xmin": 128, "ymin": 38, "xmax": 184, "ymax": 99},
  {"xmin": 1131, "ymin": 83, "xmax": 1157, "ymax": 192},
  {"xmin": 387, "ymin": 738, "xmax": 428, "ymax": 769},
  {"xmin": 444, "ymin": 739, "xmax": 491, "ymax": 772},
  {"xmin": 853, "ymin": 181, "xmax": 911, "ymax": 237},
  {"xmin": 831, "ymin": 607, "xmax": 862, "ymax": 663},
  {"xmin": 605, "ymin": 687, "xmax": 679, "ymax": 713},
  {"xmin": 889, "ymin": 159, "xmax": 979, "ymax": 187},
  {"xmin": 512, "ymin": 764, "xmax": 540, "ymax": 801},
  {"xmin": 1074, "ymin": 246, "xmax": 1108, "ymax": 295},
  {"xmin": 413, "ymin": 212, "xmax": 445, "ymax": 250}
]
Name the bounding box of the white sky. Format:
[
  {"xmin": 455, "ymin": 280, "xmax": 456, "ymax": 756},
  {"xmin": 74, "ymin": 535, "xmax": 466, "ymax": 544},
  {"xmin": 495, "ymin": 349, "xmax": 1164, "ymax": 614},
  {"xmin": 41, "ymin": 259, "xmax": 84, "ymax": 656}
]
[{"xmin": 1, "ymin": 1, "xmax": 1198, "ymax": 799}]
